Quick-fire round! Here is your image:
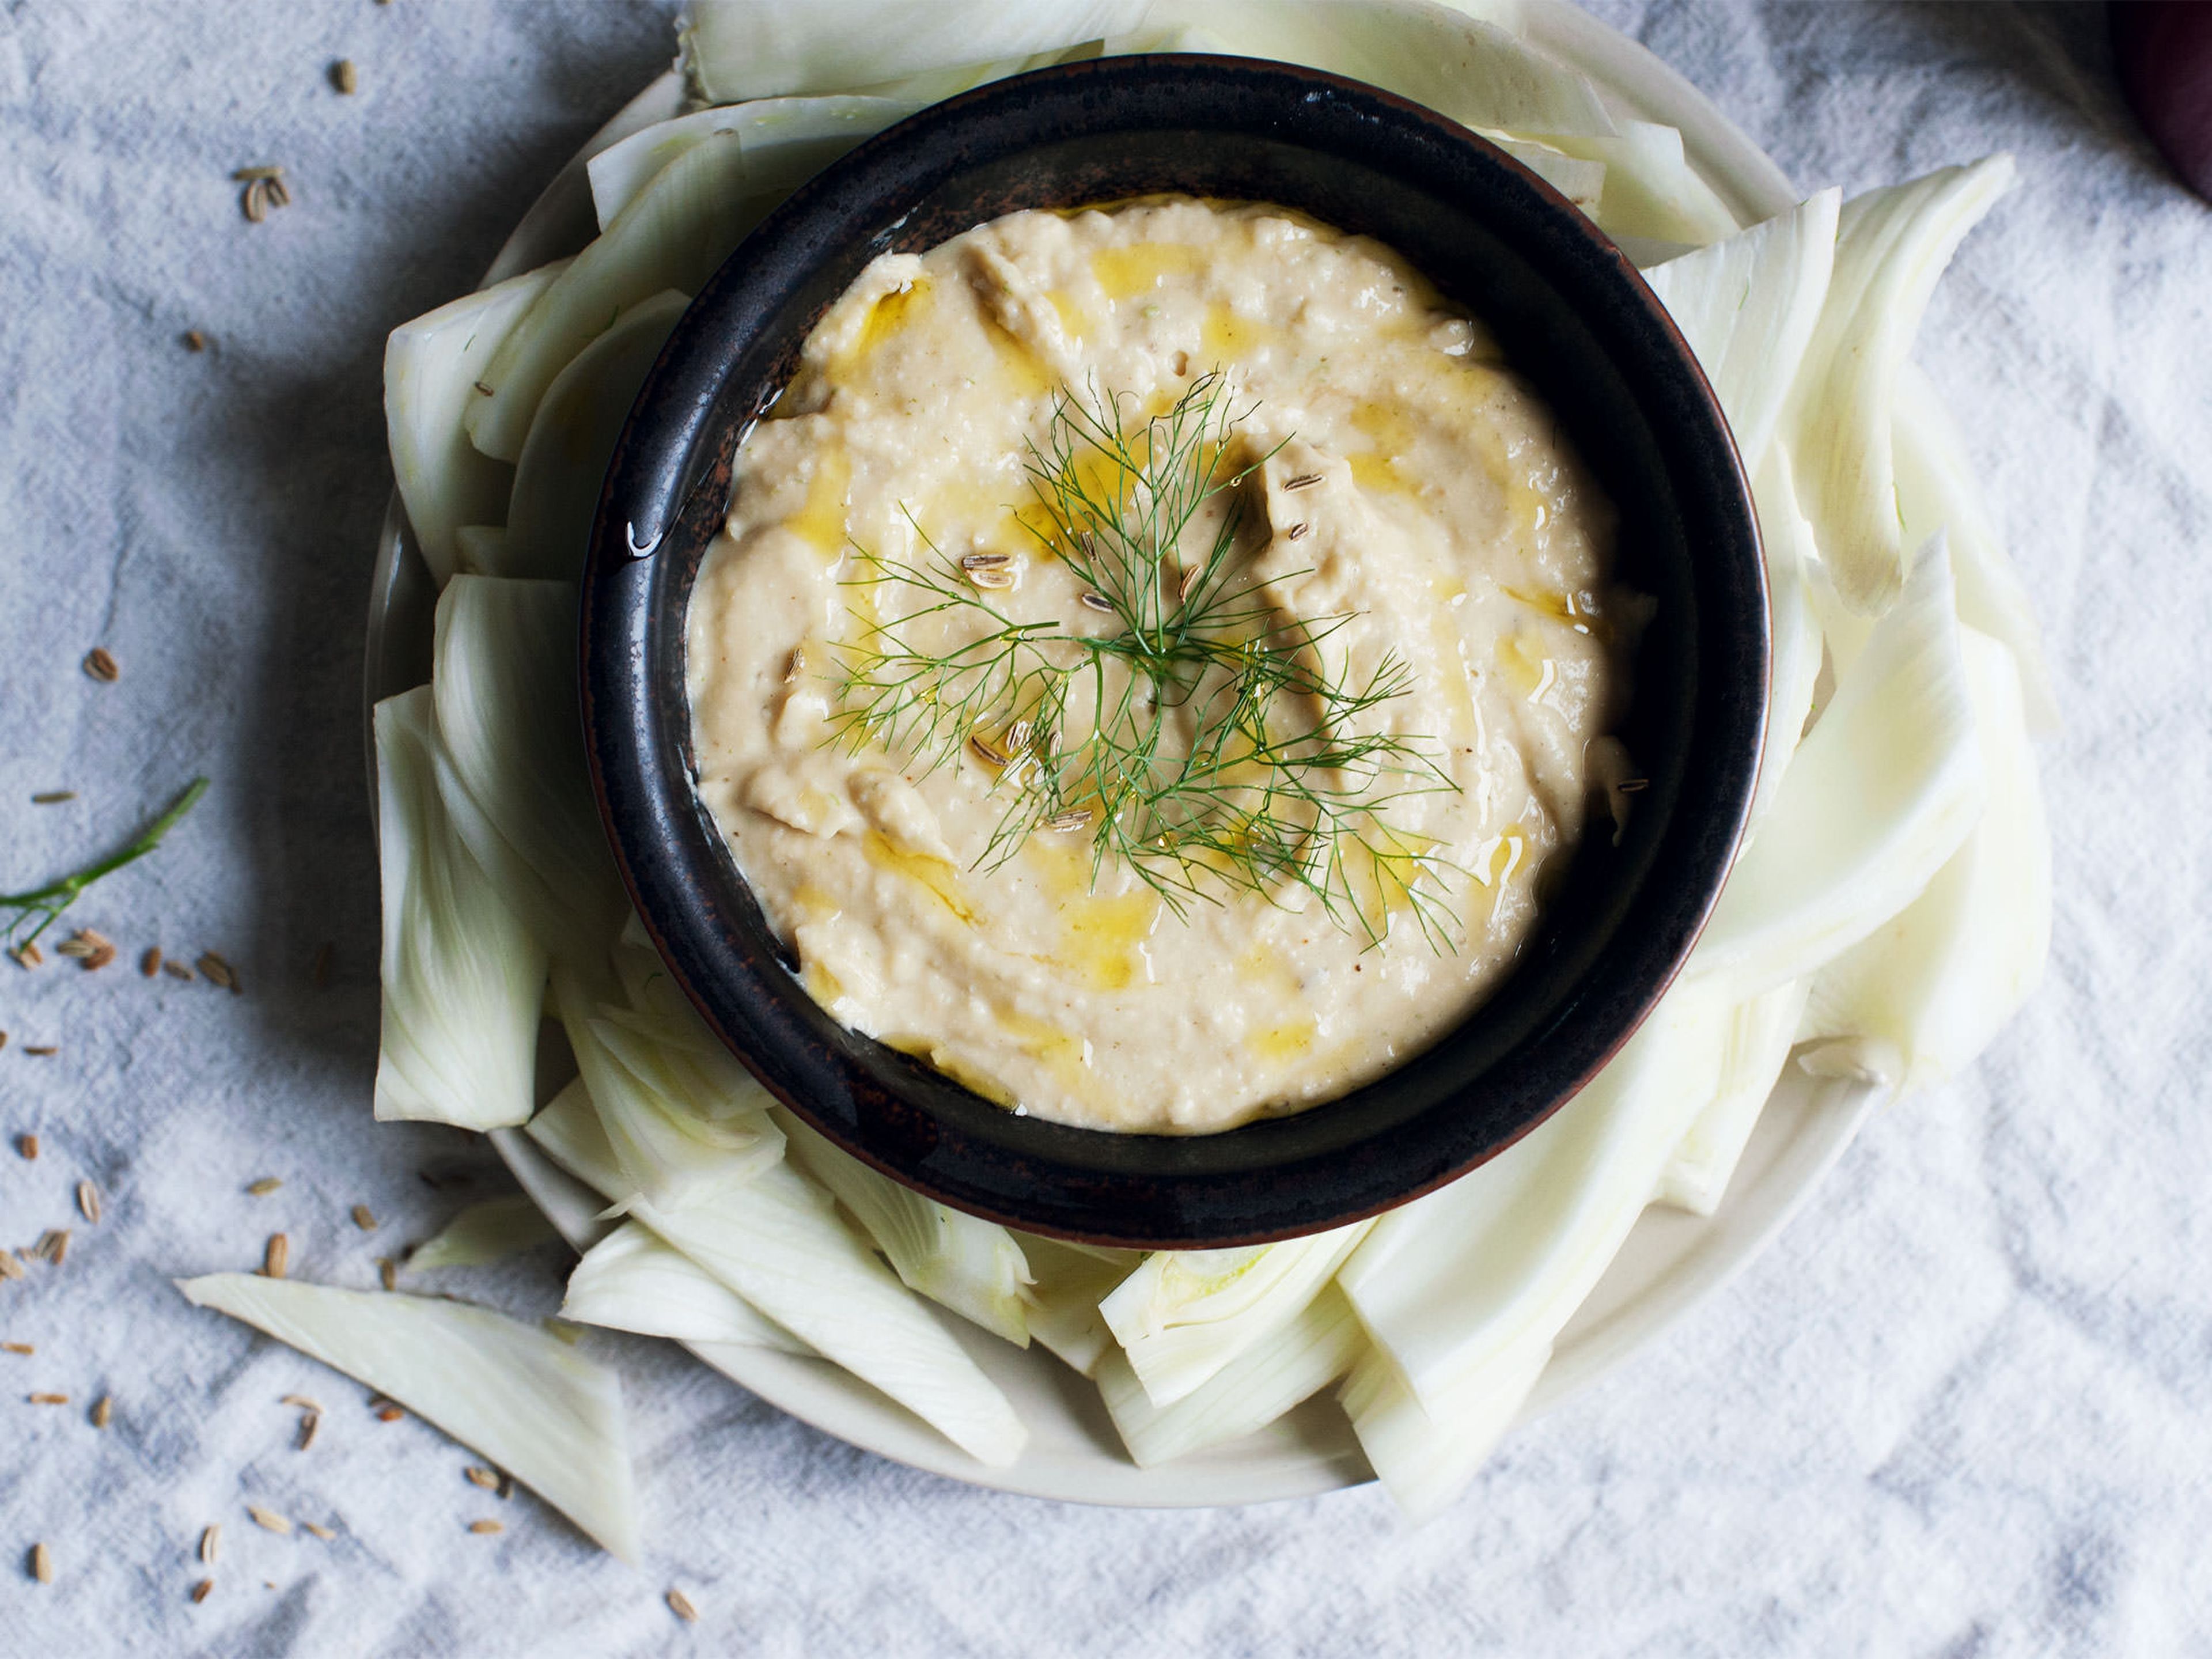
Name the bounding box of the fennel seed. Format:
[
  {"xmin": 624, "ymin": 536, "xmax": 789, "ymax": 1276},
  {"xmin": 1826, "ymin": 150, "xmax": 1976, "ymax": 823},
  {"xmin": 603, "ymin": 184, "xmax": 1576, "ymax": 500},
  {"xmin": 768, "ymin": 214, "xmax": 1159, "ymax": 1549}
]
[
  {"xmin": 29, "ymin": 1392, "xmax": 70, "ymax": 1405},
  {"xmin": 1078, "ymin": 590, "xmax": 1113, "ymax": 613},
  {"xmin": 247, "ymin": 1504, "xmax": 291, "ymax": 1536},
  {"xmin": 472, "ymin": 380, "xmax": 493, "ymax": 397},
  {"xmin": 232, "ymin": 165, "xmax": 286, "ymax": 183},
  {"xmin": 960, "ymin": 552, "xmax": 1012, "ymax": 569},
  {"xmin": 190, "ymin": 1579, "xmax": 213, "ymax": 1604},
  {"xmin": 76, "ymin": 1180, "xmax": 100, "ymax": 1224},
  {"xmin": 666, "ymin": 1589, "xmax": 700, "ymax": 1624},
  {"xmin": 31, "ymin": 1542, "xmax": 52, "ymax": 1584},
  {"xmin": 0, "ymin": 1252, "xmax": 21, "ymax": 1282},
  {"xmin": 296, "ymin": 1409, "xmax": 320, "ymax": 1450},
  {"xmin": 281, "ymin": 1393, "xmax": 322, "ymax": 1411},
  {"xmin": 374, "ymin": 1404, "xmax": 403, "ymax": 1423},
  {"xmin": 241, "ymin": 179, "xmax": 270, "ymax": 223},
  {"xmin": 83, "ymin": 647, "xmax": 119, "ymax": 683},
  {"xmin": 350, "ymin": 1205, "xmax": 376, "ymax": 1232},
  {"xmin": 495, "ymin": 1471, "xmax": 513, "ymax": 1500},
  {"xmin": 183, "ymin": 329, "xmax": 208, "ymax": 353},
  {"xmin": 16, "ymin": 1135, "xmax": 35, "ymax": 1160},
  {"xmin": 332, "ymin": 59, "xmax": 358, "ymax": 94},
  {"xmin": 1286, "ymin": 522, "xmax": 1309, "ymax": 541},
  {"xmin": 467, "ymin": 1519, "xmax": 503, "ymax": 1536},
  {"xmin": 376, "ymin": 1256, "xmax": 396, "ymax": 1291},
  {"xmin": 301, "ymin": 1522, "xmax": 335, "ymax": 1541},
  {"xmin": 1179, "ymin": 565, "xmax": 1201, "ymax": 601},
  {"xmin": 265, "ymin": 175, "xmax": 293, "ymax": 210},
  {"xmin": 35, "ymin": 1229, "xmax": 69, "ymax": 1264},
  {"xmin": 782, "ymin": 645, "xmax": 805, "ymax": 685},
  {"xmin": 1045, "ymin": 810, "xmax": 1094, "ymax": 832},
  {"xmin": 464, "ymin": 1466, "xmax": 498, "ymax": 1490},
  {"xmin": 262, "ymin": 1233, "xmax": 289, "ymax": 1279},
  {"xmin": 141, "ymin": 946, "xmax": 162, "ymax": 978},
  {"xmin": 31, "ymin": 791, "xmax": 74, "ymax": 805},
  {"xmin": 197, "ymin": 952, "xmax": 238, "ymax": 993},
  {"xmin": 89, "ymin": 1394, "xmax": 111, "ymax": 1428},
  {"xmin": 245, "ymin": 1176, "xmax": 281, "ymax": 1196},
  {"xmin": 1, "ymin": 1342, "xmax": 30, "ymax": 1354},
  {"xmin": 1616, "ymin": 778, "xmax": 1649, "ymax": 794},
  {"xmin": 1283, "ymin": 472, "xmax": 1323, "ymax": 490},
  {"xmin": 22, "ymin": 1046, "xmax": 55, "ymax": 1058},
  {"xmin": 164, "ymin": 960, "xmax": 194, "ymax": 982},
  {"xmin": 12, "ymin": 943, "xmax": 42, "ymax": 968},
  {"xmin": 200, "ymin": 1524, "xmax": 221, "ymax": 1565},
  {"xmin": 968, "ymin": 734, "xmax": 1009, "ymax": 768}
]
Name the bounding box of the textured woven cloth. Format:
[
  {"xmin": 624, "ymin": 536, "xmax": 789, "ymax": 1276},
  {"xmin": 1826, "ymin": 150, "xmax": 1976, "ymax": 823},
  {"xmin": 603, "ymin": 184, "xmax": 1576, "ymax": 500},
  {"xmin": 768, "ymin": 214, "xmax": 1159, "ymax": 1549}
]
[{"xmin": 1, "ymin": 2, "xmax": 2207, "ymax": 1653}]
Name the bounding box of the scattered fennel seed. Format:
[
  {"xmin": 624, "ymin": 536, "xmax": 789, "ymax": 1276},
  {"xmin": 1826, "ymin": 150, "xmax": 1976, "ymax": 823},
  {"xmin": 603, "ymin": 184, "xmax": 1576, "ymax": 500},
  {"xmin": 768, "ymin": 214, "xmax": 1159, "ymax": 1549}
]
[
  {"xmin": 332, "ymin": 59, "xmax": 358, "ymax": 94},
  {"xmin": 468, "ymin": 1520, "xmax": 503, "ymax": 1536},
  {"xmin": 350, "ymin": 1205, "xmax": 376, "ymax": 1232},
  {"xmin": 246, "ymin": 1177, "xmax": 282, "ymax": 1196},
  {"xmin": 83, "ymin": 647, "xmax": 119, "ymax": 682},
  {"xmin": 262, "ymin": 1234, "xmax": 289, "ymax": 1279},
  {"xmin": 31, "ymin": 1542, "xmax": 52, "ymax": 1584},
  {"xmin": 247, "ymin": 1505, "xmax": 291, "ymax": 1535},
  {"xmin": 190, "ymin": 1579, "xmax": 213, "ymax": 1604},
  {"xmin": 90, "ymin": 1395, "xmax": 112, "ymax": 1428},
  {"xmin": 76, "ymin": 1180, "xmax": 100, "ymax": 1224},
  {"xmin": 141, "ymin": 946, "xmax": 162, "ymax": 977},
  {"xmin": 16, "ymin": 1135, "xmax": 35, "ymax": 1160},
  {"xmin": 31, "ymin": 792, "xmax": 74, "ymax": 805},
  {"xmin": 183, "ymin": 329, "xmax": 208, "ymax": 353},
  {"xmin": 0, "ymin": 1342, "xmax": 30, "ymax": 1354},
  {"xmin": 200, "ymin": 1524, "xmax": 221, "ymax": 1565},
  {"xmin": 666, "ymin": 1589, "xmax": 700, "ymax": 1623}
]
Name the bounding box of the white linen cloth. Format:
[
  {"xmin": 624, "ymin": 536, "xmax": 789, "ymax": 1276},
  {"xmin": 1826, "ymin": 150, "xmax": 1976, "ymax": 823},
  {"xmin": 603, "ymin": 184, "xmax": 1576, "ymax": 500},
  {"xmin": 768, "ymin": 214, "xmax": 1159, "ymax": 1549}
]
[{"xmin": 1, "ymin": 2, "xmax": 2206, "ymax": 1653}]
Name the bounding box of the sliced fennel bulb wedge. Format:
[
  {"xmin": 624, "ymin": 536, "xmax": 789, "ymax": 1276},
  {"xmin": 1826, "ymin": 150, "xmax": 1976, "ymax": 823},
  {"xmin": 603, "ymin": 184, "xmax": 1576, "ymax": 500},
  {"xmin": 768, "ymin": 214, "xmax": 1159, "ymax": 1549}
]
[
  {"xmin": 1138, "ymin": 0, "xmax": 1616, "ymax": 138},
  {"xmin": 629, "ymin": 1168, "xmax": 1028, "ymax": 1466},
  {"xmin": 1642, "ymin": 188, "xmax": 1839, "ymax": 475},
  {"xmin": 677, "ymin": 0, "xmax": 1148, "ymax": 103},
  {"xmin": 1543, "ymin": 120, "xmax": 1739, "ymax": 246},
  {"xmin": 527, "ymin": 1077, "xmax": 623, "ymax": 1197},
  {"xmin": 1653, "ymin": 978, "xmax": 1812, "ymax": 1217},
  {"xmin": 501, "ymin": 290, "xmax": 688, "ymax": 581},
  {"xmin": 556, "ymin": 971, "xmax": 783, "ymax": 1214},
  {"xmin": 1745, "ymin": 445, "xmax": 1831, "ymax": 837},
  {"xmin": 407, "ymin": 1196, "xmax": 560, "ymax": 1270},
  {"xmin": 384, "ymin": 261, "xmax": 565, "ymax": 585},
  {"xmin": 177, "ymin": 1274, "xmax": 640, "ymax": 1562},
  {"xmin": 1099, "ymin": 1219, "xmax": 1373, "ymax": 1408},
  {"xmin": 1798, "ymin": 628, "xmax": 2050, "ymax": 1086},
  {"xmin": 779, "ymin": 1112, "xmax": 1032, "ymax": 1347},
  {"xmin": 465, "ymin": 134, "xmax": 752, "ymax": 463},
  {"xmin": 563, "ymin": 1221, "xmax": 814, "ymax": 1357},
  {"xmin": 1691, "ymin": 535, "xmax": 1986, "ymax": 1002},
  {"xmin": 1341, "ymin": 1325, "xmax": 1551, "ymax": 1525},
  {"xmin": 1339, "ymin": 980, "xmax": 1731, "ymax": 1410},
  {"xmin": 587, "ymin": 97, "xmax": 929, "ymax": 233},
  {"xmin": 1892, "ymin": 361, "xmax": 2059, "ymax": 732},
  {"xmin": 1785, "ymin": 156, "xmax": 2016, "ymax": 614},
  {"xmin": 432, "ymin": 576, "xmax": 626, "ymax": 963},
  {"xmin": 1098, "ymin": 1283, "xmax": 1365, "ymax": 1468},
  {"xmin": 1014, "ymin": 1235, "xmax": 1141, "ymax": 1377},
  {"xmin": 372, "ymin": 687, "xmax": 544, "ymax": 1131}
]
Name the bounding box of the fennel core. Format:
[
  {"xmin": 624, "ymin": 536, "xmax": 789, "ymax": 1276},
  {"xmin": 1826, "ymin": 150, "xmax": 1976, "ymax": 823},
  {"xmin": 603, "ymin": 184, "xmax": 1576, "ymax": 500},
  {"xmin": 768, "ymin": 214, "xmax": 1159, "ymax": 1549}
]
[
  {"xmin": 826, "ymin": 374, "xmax": 1460, "ymax": 946},
  {"xmin": 2, "ymin": 777, "xmax": 209, "ymax": 953}
]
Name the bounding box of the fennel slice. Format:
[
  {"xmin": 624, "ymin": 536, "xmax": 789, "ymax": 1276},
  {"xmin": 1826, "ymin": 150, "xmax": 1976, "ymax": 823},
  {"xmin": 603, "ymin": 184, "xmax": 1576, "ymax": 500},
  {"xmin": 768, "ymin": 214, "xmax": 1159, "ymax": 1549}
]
[
  {"xmin": 502, "ymin": 291, "xmax": 689, "ymax": 582},
  {"xmin": 1099, "ymin": 1283, "xmax": 1365, "ymax": 1468},
  {"xmin": 678, "ymin": 0, "xmax": 1149, "ymax": 104},
  {"xmin": 1341, "ymin": 1325, "xmax": 1551, "ymax": 1525},
  {"xmin": 1652, "ymin": 978, "xmax": 1813, "ymax": 1217},
  {"xmin": 177, "ymin": 1274, "xmax": 639, "ymax": 1562},
  {"xmin": 372, "ymin": 687, "xmax": 545, "ymax": 1132},
  {"xmin": 1015, "ymin": 1236, "xmax": 1141, "ymax": 1378},
  {"xmin": 384, "ymin": 260, "xmax": 566, "ymax": 585},
  {"xmin": 1690, "ymin": 534, "xmax": 1986, "ymax": 1002},
  {"xmin": 564, "ymin": 1221, "xmax": 815, "ymax": 1357},
  {"xmin": 778, "ymin": 1110, "xmax": 1032, "ymax": 1347},
  {"xmin": 1784, "ymin": 156, "xmax": 2016, "ymax": 616},
  {"xmin": 407, "ymin": 1195, "xmax": 560, "ymax": 1271},
  {"xmin": 629, "ymin": 1165, "xmax": 1028, "ymax": 1466},
  {"xmin": 1797, "ymin": 627, "xmax": 2050, "ymax": 1087}
]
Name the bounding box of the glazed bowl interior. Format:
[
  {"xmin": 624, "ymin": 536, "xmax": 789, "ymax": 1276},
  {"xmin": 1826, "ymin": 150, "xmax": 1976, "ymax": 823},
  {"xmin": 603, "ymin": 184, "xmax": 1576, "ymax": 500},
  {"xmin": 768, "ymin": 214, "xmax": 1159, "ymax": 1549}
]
[{"xmin": 582, "ymin": 55, "xmax": 1766, "ymax": 1248}]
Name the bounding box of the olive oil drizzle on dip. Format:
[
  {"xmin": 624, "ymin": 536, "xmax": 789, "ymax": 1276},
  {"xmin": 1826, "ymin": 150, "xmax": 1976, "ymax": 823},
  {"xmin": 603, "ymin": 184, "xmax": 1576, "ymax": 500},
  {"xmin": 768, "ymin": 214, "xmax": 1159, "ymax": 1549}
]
[{"xmin": 686, "ymin": 197, "xmax": 1635, "ymax": 1134}]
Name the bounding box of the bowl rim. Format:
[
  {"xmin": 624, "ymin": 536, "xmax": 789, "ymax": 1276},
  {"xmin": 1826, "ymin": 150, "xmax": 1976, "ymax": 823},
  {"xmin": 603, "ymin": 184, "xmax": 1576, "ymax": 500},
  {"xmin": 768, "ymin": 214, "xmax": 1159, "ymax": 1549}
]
[{"xmin": 580, "ymin": 51, "xmax": 1767, "ymax": 1249}]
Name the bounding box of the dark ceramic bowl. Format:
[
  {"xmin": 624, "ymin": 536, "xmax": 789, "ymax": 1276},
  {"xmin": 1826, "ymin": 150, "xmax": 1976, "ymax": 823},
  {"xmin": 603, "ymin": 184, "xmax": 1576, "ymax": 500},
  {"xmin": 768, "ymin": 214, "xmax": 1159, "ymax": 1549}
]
[{"xmin": 581, "ymin": 55, "xmax": 1766, "ymax": 1249}]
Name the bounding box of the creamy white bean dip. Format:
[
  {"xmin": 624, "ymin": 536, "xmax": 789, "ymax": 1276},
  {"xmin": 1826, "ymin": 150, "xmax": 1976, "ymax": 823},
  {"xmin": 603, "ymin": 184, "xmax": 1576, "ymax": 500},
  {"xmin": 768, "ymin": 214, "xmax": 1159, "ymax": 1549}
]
[{"xmin": 687, "ymin": 197, "xmax": 1633, "ymax": 1133}]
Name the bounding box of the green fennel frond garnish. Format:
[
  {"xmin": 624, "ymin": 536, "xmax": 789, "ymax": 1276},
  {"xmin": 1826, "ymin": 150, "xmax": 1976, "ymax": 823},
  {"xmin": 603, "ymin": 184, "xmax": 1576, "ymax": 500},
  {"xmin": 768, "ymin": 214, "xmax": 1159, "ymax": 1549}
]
[
  {"xmin": 827, "ymin": 373, "xmax": 1460, "ymax": 948},
  {"xmin": 2, "ymin": 776, "xmax": 210, "ymax": 952}
]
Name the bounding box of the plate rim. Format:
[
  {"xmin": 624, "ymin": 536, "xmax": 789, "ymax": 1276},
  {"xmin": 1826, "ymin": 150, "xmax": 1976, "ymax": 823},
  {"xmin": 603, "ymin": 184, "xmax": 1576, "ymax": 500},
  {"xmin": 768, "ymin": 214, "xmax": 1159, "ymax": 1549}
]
[{"xmin": 368, "ymin": 1, "xmax": 1881, "ymax": 1510}]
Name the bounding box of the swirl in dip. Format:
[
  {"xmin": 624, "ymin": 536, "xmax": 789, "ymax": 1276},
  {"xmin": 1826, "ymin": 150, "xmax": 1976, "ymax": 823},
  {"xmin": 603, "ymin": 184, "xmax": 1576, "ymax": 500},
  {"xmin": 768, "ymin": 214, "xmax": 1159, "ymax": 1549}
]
[{"xmin": 685, "ymin": 197, "xmax": 1635, "ymax": 1134}]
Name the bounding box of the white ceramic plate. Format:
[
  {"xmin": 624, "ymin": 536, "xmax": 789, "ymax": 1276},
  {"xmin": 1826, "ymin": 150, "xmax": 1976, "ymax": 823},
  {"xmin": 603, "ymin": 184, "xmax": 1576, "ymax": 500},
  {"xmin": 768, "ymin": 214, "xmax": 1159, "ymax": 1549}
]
[{"xmin": 365, "ymin": 2, "xmax": 1883, "ymax": 1508}]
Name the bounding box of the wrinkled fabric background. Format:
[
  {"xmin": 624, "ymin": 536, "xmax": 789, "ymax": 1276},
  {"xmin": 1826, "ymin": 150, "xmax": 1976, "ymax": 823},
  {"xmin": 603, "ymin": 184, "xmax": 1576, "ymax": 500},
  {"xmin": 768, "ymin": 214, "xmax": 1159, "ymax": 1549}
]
[{"xmin": 1, "ymin": 2, "xmax": 2206, "ymax": 1654}]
